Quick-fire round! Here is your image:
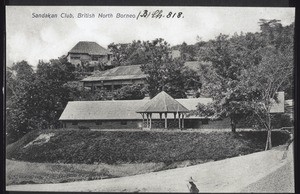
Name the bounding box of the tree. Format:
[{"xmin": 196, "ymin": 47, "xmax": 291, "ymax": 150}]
[
  {"xmin": 113, "ymin": 84, "xmax": 146, "ymax": 100},
  {"xmin": 195, "ymin": 19, "xmax": 293, "ymax": 135},
  {"xmin": 179, "ymin": 42, "xmax": 197, "ymax": 61},
  {"xmin": 108, "ymin": 43, "xmax": 129, "ymax": 66},
  {"xmin": 30, "ymin": 59, "xmax": 77, "ymax": 129},
  {"xmin": 197, "ymin": 33, "xmax": 263, "ymax": 132},
  {"xmin": 195, "ymin": 19, "xmax": 293, "ymax": 147},
  {"xmin": 108, "ymin": 40, "xmax": 148, "ymax": 66},
  {"xmin": 240, "ymin": 46, "xmax": 293, "ymax": 150},
  {"xmin": 248, "ymin": 19, "xmax": 294, "ymax": 150},
  {"xmin": 140, "ymin": 38, "xmax": 195, "ymax": 98},
  {"xmin": 6, "ymin": 58, "xmax": 78, "ymax": 144},
  {"xmin": 6, "ymin": 61, "xmax": 36, "ymax": 143}
]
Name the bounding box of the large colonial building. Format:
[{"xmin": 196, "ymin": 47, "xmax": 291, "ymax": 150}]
[
  {"xmin": 59, "ymin": 91, "xmax": 288, "ymax": 130},
  {"xmin": 81, "ymin": 64, "xmax": 147, "ymax": 91},
  {"xmin": 81, "ymin": 62, "xmax": 203, "ymax": 94},
  {"xmin": 67, "ymin": 41, "xmax": 112, "ymax": 71},
  {"xmin": 59, "ymin": 91, "xmax": 215, "ymax": 129}
]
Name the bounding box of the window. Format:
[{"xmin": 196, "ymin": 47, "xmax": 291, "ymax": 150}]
[
  {"xmin": 72, "ymin": 121, "xmax": 78, "ymax": 125},
  {"xmin": 71, "ymin": 56, "xmax": 80, "ymax": 60},
  {"xmin": 96, "ymin": 121, "xmax": 102, "ymax": 125},
  {"xmin": 121, "ymin": 121, "xmax": 127, "ymax": 125},
  {"xmin": 107, "ymin": 54, "xmax": 111, "ymax": 60}
]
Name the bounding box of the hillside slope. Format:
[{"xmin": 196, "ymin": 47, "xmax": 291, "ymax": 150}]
[
  {"xmin": 7, "ymin": 144, "xmax": 294, "ymax": 192},
  {"xmin": 6, "ymin": 129, "xmax": 290, "ymax": 164}
]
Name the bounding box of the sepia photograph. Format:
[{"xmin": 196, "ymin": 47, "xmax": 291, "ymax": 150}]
[{"xmin": 5, "ymin": 5, "xmax": 295, "ymax": 193}]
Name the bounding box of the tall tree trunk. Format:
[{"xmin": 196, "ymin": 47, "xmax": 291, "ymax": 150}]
[
  {"xmin": 265, "ymin": 114, "xmax": 272, "ymax": 150},
  {"xmin": 265, "ymin": 130, "xmax": 271, "ymax": 150},
  {"xmin": 230, "ymin": 117, "xmax": 236, "ymax": 133}
]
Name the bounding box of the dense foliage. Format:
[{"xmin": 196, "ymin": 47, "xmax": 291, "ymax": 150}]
[
  {"xmin": 6, "ymin": 58, "xmax": 77, "ymax": 143},
  {"xmin": 6, "ymin": 130, "xmax": 290, "ymax": 164},
  {"xmin": 109, "ymin": 38, "xmax": 201, "ymax": 98},
  {"xmin": 194, "ymin": 20, "xmax": 293, "ymax": 138}
]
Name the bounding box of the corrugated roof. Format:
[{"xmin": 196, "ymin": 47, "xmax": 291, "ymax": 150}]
[
  {"xmin": 82, "ymin": 64, "xmax": 147, "ymax": 82},
  {"xmin": 59, "ymin": 97, "xmax": 212, "ymax": 120},
  {"xmin": 136, "ymin": 91, "xmax": 189, "ymax": 113},
  {"xmin": 68, "ymin": 41, "xmax": 112, "ymax": 56},
  {"xmin": 60, "ymin": 100, "xmax": 147, "ymax": 120},
  {"xmin": 82, "ymin": 62, "xmax": 208, "ymax": 82}
]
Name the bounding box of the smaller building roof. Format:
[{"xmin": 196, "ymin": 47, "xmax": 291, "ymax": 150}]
[
  {"xmin": 82, "ymin": 64, "xmax": 147, "ymax": 82},
  {"xmin": 136, "ymin": 91, "xmax": 190, "ymax": 113},
  {"xmin": 68, "ymin": 41, "xmax": 112, "ymax": 56}
]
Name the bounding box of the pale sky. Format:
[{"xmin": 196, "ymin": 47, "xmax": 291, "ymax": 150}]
[{"xmin": 6, "ymin": 6, "xmax": 295, "ymax": 67}]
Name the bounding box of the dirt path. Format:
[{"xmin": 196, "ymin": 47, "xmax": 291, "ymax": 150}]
[
  {"xmin": 241, "ymin": 143, "xmax": 294, "ymax": 193},
  {"xmin": 7, "ymin": 144, "xmax": 293, "ymax": 193}
]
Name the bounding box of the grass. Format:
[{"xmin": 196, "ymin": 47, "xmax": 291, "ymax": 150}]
[
  {"xmin": 6, "ymin": 159, "xmax": 165, "ymax": 185},
  {"xmin": 6, "ymin": 129, "xmax": 290, "ymax": 164},
  {"xmin": 6, "ymin": 129, "xmax": 290, "ymax": 185}
]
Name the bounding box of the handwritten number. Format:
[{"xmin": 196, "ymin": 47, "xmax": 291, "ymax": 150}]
[
  {"xmin": 137, "ymin": 10, "xmax": 183, "ymax": 19},
  {"xmin": 142, "ymin": 10, "xmax": 148, "ymax": 17},
  {"xmin": 177, "ymin": 12, "xmax": 183, "ymax": 18},
  {"xmin": 166, "ymin": 12, "xmax": 172, "ymax": 18}
]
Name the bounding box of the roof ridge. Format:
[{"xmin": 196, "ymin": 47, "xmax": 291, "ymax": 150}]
[
  {"xmin": 163, "ymin": 91, "xmax": 167, "ymax": 111},
  {"xmin": 78, "ymin": 41, "xmax": 97, "ymax": 43}
]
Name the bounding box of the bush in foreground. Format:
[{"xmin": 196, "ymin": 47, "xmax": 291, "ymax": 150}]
[{"xmin": 6, "ymin": 130, "xmax": 290, "ymax": 165}]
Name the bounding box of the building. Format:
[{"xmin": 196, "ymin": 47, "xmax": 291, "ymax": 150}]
[
  {"xmin": 59, "ymin": 90, "xmax": 291, "ymax": 130},
  {"xmin": 136, "ymin": 91, "xmax": 190, "ymax": 129},
  {"xmin": 285, "ymin": 99, "xmax": 294, "ymax": 120},
  {"xmin": 81, "ymin": 61, "xmax": 203, "ymax": 93},
  {"xmin": 269, "ymin": 91, "xmax": 285, "ymax": 113},
  {"xmin": 59, "ymin": 91, "xmax": 214, "ymax": 129},
  {"xmin": 81, "ymin": 64, "xmax": 147, "ymax": 91},
  {"xmin": 67, "ymin": 41, "xmax": 112, "ymax": 71}
]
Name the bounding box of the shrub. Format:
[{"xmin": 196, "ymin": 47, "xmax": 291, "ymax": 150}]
[{"xmin": 271, "ymin": 113, "xmax": 293, "ymax": 129}]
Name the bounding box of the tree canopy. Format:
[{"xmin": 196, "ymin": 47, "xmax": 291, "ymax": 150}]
[
  {"xmin": 6, "ymin": 58, "xmax": 77, "ymax": 143},
  {"xmin": 193, "ymin": 19, "xmax": 293, "ymax": 149}
]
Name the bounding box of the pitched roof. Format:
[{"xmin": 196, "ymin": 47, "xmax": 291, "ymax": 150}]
[
  {"xmin": 82, "ymin": 64, "xmax": 147, "ymax": 81},
  {"xmin": 68, "ymin": 41, "xmax": 112, "ymax": 56},
  {"xmin": 59, "ymin": 97, "xmax": 212, "ymax": 120},
  {"xmin": 82, "ymin": 62, "xmax": 209, "ymax": 82},
  {"xmin": 136, "ymin": 91, "xmax": 189, "ymax": 113},
  {"xmin": 60, "ymin": 100, "xmax": 147, "ymax": 120}
]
